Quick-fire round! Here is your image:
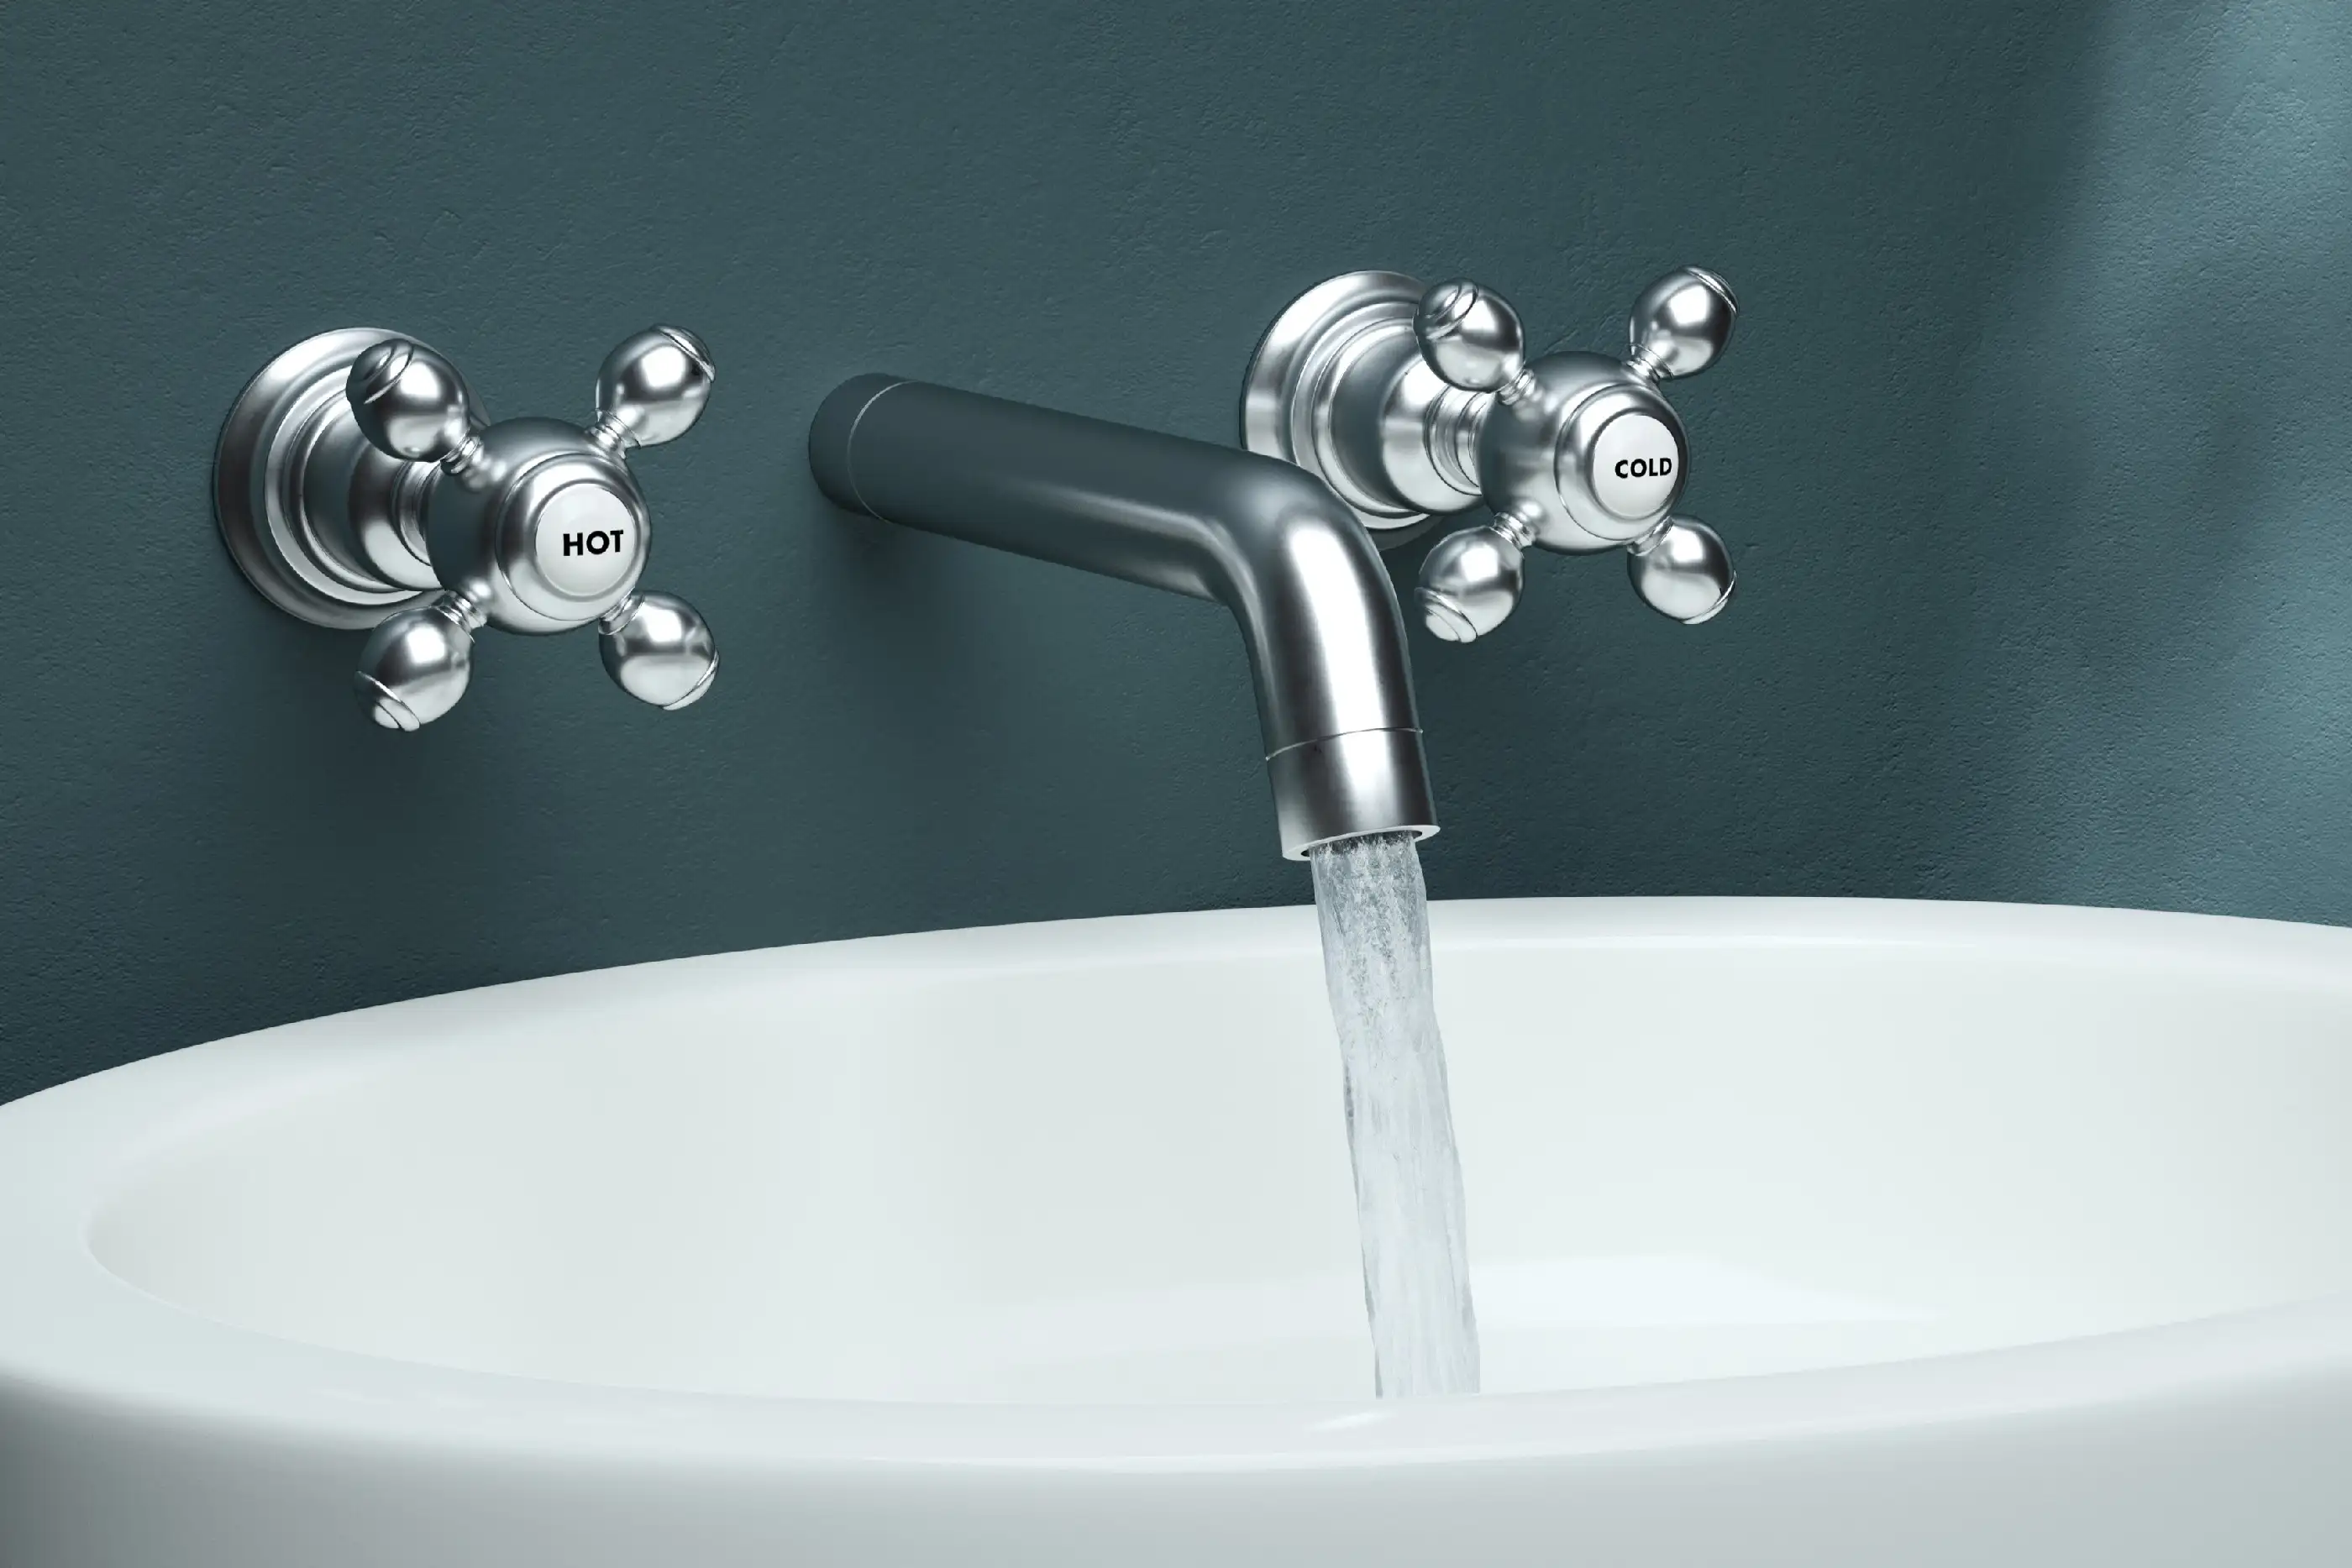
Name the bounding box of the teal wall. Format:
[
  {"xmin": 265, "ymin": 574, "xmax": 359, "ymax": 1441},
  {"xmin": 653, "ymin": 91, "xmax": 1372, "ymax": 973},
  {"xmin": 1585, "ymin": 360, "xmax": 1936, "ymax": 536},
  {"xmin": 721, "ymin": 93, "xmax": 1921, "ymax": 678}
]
[{"xmin": 6, "ymin": 2, "xmax": 2349, "ymax": 1100}]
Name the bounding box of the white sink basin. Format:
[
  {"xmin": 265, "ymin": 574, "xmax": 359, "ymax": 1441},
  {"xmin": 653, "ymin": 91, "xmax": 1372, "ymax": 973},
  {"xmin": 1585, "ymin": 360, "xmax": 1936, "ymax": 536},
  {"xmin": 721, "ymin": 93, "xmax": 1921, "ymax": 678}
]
[{"xmin": 4, "ymin": 898, "xmax": 2350, "ymax": 1564}]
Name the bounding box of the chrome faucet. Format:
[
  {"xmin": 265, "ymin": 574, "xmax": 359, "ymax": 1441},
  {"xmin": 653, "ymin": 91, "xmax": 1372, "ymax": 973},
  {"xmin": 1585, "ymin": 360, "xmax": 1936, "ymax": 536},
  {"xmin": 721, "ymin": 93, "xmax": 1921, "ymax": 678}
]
[
  {"xmin": 1242, "ymin": 267, "xmax": 1739, "ymax": 641},
  {"xmin": 808, "ymin": 376, "xmax": 1437, "ymax": 858},
  {"xmin": 214, "ymin": 327, "xmax": 721, "ymax": 728}
]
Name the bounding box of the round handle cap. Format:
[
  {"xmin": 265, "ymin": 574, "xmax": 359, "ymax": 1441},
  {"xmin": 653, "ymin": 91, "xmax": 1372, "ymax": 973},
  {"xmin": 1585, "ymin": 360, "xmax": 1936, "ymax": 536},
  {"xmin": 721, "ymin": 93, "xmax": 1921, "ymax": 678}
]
[
  {"xmin": 1415, "ymin": 281, "xmax": 1526, "ymax": 393},
  {"xmin": 1416, "ymin": 523, "xmax": 1526, "ymax": 642},
  {"xmin": 596, "ymin": 328, "xmax": 715, "ymax": 448},
  {"xmin": 354, "ymin": 596, "xmax": 475, "ymax": 729},
  {"xmin": 600, "ymin": 591, "xmax": 717, "ymax": 709},
  {"xmin": 1627, "ymin": 517, "xmax": 1735, "ymax": 623},
  {"xmin": 348, "ymin": 340, "xmax": 478, "ymax": 462},
  {"xmin": 1627, "ymin": 268, "xmax": 1737, "ymax": 380}
]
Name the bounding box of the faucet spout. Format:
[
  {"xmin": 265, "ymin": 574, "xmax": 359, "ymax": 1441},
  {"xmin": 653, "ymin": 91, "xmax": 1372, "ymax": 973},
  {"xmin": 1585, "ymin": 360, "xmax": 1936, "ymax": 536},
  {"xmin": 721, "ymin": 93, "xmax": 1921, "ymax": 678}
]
[{"xmin": 809, "ymin": 375, "xmax": 1438, "ymax": 858}]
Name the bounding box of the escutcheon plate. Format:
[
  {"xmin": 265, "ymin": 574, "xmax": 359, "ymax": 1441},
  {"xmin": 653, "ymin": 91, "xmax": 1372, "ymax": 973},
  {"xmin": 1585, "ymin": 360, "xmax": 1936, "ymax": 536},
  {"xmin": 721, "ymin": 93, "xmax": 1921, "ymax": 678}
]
[
  {"xmin": 214, "ymin": 328, "xmax": 438, "ymax": 630},
  {"xmin": 1240, "ymin": 270, "xmax": 1435, "ymax": 548}
]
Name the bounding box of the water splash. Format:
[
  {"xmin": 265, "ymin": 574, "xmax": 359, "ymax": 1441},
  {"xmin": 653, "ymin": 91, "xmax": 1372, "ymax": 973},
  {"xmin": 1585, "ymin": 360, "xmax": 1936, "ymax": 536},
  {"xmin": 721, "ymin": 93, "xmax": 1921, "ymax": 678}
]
[{"xmin": 1307, "ymin": 831, "xmax": 1479, "ymax": 1397}]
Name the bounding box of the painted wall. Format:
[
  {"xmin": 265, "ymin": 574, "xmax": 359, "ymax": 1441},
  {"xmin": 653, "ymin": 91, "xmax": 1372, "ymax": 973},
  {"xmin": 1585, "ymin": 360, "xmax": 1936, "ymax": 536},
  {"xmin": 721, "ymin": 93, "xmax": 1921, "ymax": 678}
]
[{"xmin": 6, "ymin": 2, "xmax": 2349, "ymax": 1100}]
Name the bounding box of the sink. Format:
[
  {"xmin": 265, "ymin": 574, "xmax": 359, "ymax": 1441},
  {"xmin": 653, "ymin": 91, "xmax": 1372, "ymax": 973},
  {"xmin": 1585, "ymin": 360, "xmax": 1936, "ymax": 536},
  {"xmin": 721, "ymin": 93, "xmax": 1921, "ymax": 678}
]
[{"xmin": 3, "ymin": 898, "xmax": 2350, "ymax": 1564}]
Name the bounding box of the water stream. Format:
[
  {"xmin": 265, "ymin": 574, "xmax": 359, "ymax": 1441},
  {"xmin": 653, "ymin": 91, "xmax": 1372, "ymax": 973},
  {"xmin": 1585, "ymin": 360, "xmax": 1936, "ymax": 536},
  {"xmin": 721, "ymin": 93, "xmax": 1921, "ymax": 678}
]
[{"xmin": 1307, "ymin": 831, "xmax": 1480, "ymax": 1397}]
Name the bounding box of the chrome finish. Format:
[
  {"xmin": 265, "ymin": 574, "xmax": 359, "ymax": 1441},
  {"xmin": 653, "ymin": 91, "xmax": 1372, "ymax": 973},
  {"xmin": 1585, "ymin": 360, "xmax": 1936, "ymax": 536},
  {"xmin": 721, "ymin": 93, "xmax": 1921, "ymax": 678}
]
[
  {"xmin": 810, "ymin": 375, "xmax": 1438, "ymax": 859},
  {"xmin": 592, "ymin": 327, "xmax": 717, "ymax": 449},
  {"xmin": 1416, "ymin": 518, "xmax": 1527, "ymax": 644},
  {"xmin": 216, "ymin": 328, "xmax": 438, "ymax": 630},
  {"xmin": 418, "ymin": 416, "xmax": 651, "ymax": 635},
  {"xmin": 1627, "ymin": 516, "xmax": 1736, "ymax": 625},
  {"xmin": 1415, "ymin": 279, "xmax": 1528, "ymax": 396},
  {"xmin": 1627, "ymin": 267, "xmax": 1738, "ymax": 381},
  {"xmin": 599, "ymin": 591, "xmax": 718, "ymax": 710},
  {"xmin": 1242, "ymin": 266, "xmax": 1740, "ymax": 641},
  {"xmin": 356, "ymin": 591, "xmax": 480, "ymax": 732},
  {"xmin": 213, "ymin": 326, "xmax": 718, "ymax": 726},
  {"xmin": 347, "ymin": 338, "xmax": 480, "ymax": 462},
  {"xmin": 1265, "ymin": 729, "xmax": 1434, "ymax": 860},
  {"xmin": 1241, "ymin": 270, "xmax": 1460, "ymax": 543}
]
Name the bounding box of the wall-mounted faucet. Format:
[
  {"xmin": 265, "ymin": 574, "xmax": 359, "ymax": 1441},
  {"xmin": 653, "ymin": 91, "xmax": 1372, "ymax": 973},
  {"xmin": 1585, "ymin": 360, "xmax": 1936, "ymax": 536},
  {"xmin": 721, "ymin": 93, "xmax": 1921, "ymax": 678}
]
[
  {"xmin": 1242, "ymin": 268, "xmax": 1738, "ymax": 641},
  {"xmin": 214, "ymin": 327, "xmax": 720, "ymax": 728},
  {"xmin": 810, "ymin": 377, "xmax": 1436, "ymax": 859}
]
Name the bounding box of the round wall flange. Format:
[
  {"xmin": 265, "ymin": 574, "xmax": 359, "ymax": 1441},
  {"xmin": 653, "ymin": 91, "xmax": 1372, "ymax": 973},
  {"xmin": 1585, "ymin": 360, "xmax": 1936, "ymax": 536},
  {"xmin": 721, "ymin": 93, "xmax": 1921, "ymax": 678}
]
[
  {"xmin": 214, "ymin": 328, "xmax": 441, "ymax": 630},
  {"xmin": 1240, "ymin": 270, "xmax": 1437, "ymax": 548}
]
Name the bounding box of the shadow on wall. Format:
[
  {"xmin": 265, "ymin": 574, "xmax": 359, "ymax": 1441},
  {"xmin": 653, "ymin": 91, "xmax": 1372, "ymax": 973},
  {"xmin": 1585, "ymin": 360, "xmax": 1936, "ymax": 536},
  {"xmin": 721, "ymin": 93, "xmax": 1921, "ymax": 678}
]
[{"xmin": 1923, "ymin": 0, "xmax": 2352, "ymax": 920}]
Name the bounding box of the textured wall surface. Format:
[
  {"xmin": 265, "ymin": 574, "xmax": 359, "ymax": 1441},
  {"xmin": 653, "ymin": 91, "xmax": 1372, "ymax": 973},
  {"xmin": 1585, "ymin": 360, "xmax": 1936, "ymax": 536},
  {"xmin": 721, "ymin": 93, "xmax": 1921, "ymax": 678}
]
[{"xmin": 5, "ymin": 1, "xmax": 2349, "ymax": 1100}]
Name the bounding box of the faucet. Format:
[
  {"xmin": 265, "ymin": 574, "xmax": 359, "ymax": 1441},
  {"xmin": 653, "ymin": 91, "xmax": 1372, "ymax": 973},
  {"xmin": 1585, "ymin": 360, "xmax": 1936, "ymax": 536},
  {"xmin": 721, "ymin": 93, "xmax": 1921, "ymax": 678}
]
[
  {"xmin": 213, "ymin": 325, "xmax": 721, "ymax": 727},
  {"xmin": 1240, "ymin": 266, "xmax": 1740, "ymax": 641},
  {"xmin": 808, "ymin": 375, "xmax": 1437, "ymax": 859}
]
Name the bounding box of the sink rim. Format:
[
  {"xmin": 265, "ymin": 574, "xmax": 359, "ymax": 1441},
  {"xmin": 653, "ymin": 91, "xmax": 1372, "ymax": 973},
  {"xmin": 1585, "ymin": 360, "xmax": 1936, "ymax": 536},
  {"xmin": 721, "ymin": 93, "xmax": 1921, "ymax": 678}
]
[{"xmin": 6, "ymin": 895, "xmax": 2352, "ymax": 1469}]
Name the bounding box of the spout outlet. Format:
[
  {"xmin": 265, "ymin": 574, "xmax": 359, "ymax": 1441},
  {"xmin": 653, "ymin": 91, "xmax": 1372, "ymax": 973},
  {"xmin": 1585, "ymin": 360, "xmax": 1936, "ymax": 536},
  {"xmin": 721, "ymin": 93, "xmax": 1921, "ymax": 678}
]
[{"xmin": 811, "ymin": 375, "xmax": 1438, "ymax": 857}]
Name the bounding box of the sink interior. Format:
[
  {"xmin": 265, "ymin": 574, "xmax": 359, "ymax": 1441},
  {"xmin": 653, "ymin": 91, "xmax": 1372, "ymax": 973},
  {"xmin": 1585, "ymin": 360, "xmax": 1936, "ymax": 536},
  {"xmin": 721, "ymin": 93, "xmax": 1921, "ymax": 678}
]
[{"xmin": 87, "ymin": 911, "xmax": 2352, "ymax": 1403}]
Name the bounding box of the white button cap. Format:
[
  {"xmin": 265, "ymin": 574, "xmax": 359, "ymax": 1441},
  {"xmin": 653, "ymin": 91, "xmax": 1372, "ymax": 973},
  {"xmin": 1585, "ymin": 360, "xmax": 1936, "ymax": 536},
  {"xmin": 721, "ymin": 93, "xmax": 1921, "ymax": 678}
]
[
  {"xmin": 1591, "ymin": 413, "xmax": 1681, "ymax": 520},
  {"xmin": 533, "ymin": 484, "xmax": 638, "ymax": 598}
]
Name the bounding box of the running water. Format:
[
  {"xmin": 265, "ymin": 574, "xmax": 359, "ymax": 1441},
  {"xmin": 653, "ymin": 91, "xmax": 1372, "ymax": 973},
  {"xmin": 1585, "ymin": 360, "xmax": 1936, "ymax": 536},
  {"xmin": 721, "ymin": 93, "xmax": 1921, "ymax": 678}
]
[{"xmin": 1307, "ymin": 831, "xmax": 1479, "ymax": 1397}]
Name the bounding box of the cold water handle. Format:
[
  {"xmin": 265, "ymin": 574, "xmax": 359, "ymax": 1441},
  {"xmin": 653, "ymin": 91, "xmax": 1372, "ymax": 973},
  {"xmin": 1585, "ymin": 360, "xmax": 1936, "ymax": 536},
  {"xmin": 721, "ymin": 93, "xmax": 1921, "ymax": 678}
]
[
  {"xmin": 1415, "ymin": 270, "xmax": 1739, "ymax": 640},
  {"xmin": 1241, "ymin": 264, "xmax": 1740, "ymax": 642}
]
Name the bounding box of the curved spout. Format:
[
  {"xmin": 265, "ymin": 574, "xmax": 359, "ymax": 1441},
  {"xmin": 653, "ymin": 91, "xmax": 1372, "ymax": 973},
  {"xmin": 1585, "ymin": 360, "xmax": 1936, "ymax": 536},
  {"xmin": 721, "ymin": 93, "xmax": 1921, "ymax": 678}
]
[{"xmin": 809, "ymin": 375, "xmax": 1437, "ymax": 857}]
